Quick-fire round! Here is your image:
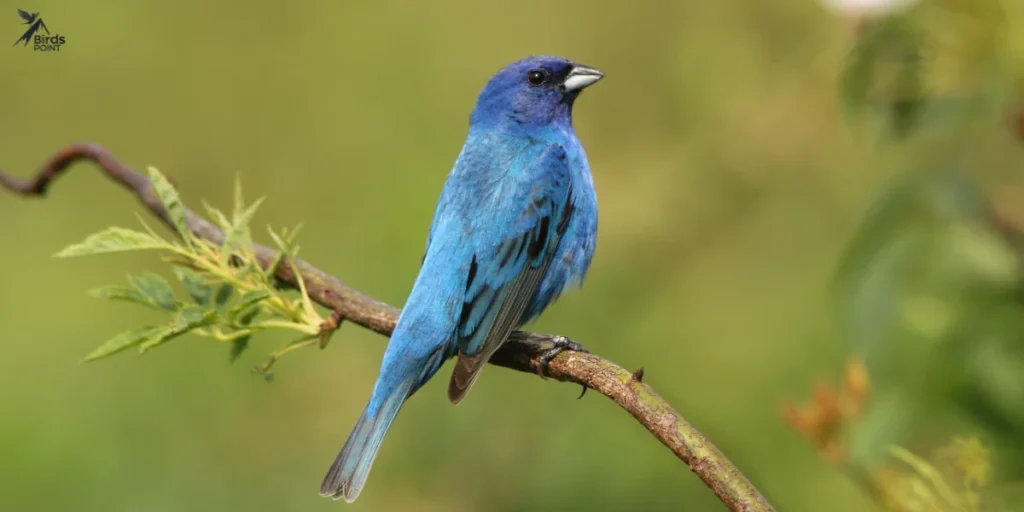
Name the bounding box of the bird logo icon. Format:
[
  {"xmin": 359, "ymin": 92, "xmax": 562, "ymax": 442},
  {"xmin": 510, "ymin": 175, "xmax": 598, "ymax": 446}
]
[{"xmin": 13, "ymin": 9, "xmax": 49, "ymax": 47}]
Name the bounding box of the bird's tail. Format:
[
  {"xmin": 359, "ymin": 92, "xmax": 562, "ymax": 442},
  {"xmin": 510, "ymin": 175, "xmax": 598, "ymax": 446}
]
[{"xmin": 319, "ymin": 377, "xmax": 415, "ymax": 503}]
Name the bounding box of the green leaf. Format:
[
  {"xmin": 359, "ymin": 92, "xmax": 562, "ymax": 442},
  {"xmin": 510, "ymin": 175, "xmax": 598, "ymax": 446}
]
[
  {"xmin": 136, "ymin": 332, "xmax": 172, "ymax": 355},
  {"xmin": 203, "ymin": 200, "xmax": 233, "ymax": 232},
  {"xmin": 229, "ymin": 290, "xmax": 272, "ymax": 318},
  {"xmin": 221, "ymin": 197, "xmax": 265, "ymax": 266},
  {"xmin": 88, "ymin": 285, "xmax": 150, "ymax": 305},
  {"xmin": 226, "ymin": 305, "xmax": 259, "ymax": 363},
  {"xmin": 229, "ymin": 336, "xmax": 251, "ymax": 363},
  {"xmin": 128, "ymin": 272, "xmax": 179, "ymax": 312},
  {"xmin": 83, "ymin": 325, "xmax": 167, "ymax": 362},
  {"xmin": 233, "ymin": 176, "xmax": 247, "ymax": 225},
  {"xmin": 264, "ymin": 250, "xmax": 287, "ymax": 282},
  {"xmin": 147, "ymin": 166, "xmax": 193, "ymax": 248},
  {"xmin": 267, "ymin": 224, "xmax": 303, "ymax": 253},
  {"xmin": 264, "ymin": 224, "xmax": 304, "ymax": 280},
  {"xmin": 55, "ymin": 227, "xmax": 168, "ymax": 257},
  {"xmin": 173, "ymin": 267, "xmax": 213, "ymax": 305},
  {"xmin": 138, "ymin": 306, "xmax": 217, "ymax": 354},
  {"xmin": 235, "ymin": 305, "xmax": 259, "ymax": 327},
  {"xmin": 214, "ymin": 283, "xmax": 234, "ymax": 308},
  {"xmin": 91, "ymin": 279, "xmax": 183, "ymax": 313},
  {"xmin": 172, "ymin": 306, "xmax": 217, "ymax": 330}
]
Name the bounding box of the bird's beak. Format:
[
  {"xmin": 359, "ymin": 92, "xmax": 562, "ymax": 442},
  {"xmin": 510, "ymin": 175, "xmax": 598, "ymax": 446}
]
[{"xmin": 562, "ymin": 64, "xmax": 604, "ymax": 93}]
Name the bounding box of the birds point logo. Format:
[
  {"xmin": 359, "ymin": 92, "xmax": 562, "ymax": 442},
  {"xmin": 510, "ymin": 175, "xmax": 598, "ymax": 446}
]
[{"xmin": 13, "ymin": 9, "xmax": 65, "ymax": 51}]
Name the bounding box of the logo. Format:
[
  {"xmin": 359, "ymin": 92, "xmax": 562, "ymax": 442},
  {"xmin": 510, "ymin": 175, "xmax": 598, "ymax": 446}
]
[{"xmin": 13, "ymin": 9, "xmax": 65, "ymax": 51}]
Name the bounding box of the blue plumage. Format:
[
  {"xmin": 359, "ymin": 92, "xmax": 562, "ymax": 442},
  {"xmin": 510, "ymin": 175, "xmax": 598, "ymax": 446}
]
[{"xmin": 320, "ymin": 55, "xmax": 603, "ymax": 502}]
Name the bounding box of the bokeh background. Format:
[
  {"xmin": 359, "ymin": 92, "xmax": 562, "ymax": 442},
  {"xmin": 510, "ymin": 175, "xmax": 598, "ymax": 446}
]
[{"xmin": 3, "ymin": 1, "xmax": 1024, "ymax": 511}]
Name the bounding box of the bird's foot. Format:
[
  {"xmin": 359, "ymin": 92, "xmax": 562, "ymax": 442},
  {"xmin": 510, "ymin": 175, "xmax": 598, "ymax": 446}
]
[{"xmin": 535, "ymin": 335, "xmax": 590, "ymax": 398}]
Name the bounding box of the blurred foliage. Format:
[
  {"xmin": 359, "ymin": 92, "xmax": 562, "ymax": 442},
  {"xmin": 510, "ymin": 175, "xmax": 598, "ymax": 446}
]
[
  {"xmin": 5, "ymin": 0, "xmax": 1024, "ymax": 511},
  {"xmin": 55, "ymin": 168, "xmax": 332, "ymax": 378},
  {"xmin": 874, "ymin": 437, "xmax": 994, "ymax": 512},
  {"xmin": 783, "ymin": 358, "xmax": 871, "ymax": 464},
  {"xmin": 841, "ymin": 0, "xmax": 1020, "ymax": 143},
  {"xmin": 784, "ymin": 0, "xmax": 1024, "ymax": 509}
]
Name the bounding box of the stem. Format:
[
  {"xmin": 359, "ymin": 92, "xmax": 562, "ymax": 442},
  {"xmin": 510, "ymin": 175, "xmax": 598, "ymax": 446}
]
[{"xmin": 248, "ymin": 319, "xmax": 319, "ymax": 335}]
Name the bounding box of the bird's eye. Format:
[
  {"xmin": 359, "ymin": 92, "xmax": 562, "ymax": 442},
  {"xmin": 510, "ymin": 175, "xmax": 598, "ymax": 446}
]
[{"xmin": 526, "ymin": 69, "xmax": 547, "ymax": 86}]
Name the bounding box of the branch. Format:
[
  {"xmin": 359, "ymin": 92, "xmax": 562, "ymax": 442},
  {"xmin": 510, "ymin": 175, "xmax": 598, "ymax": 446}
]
[{"xmin": 0, "ymin": 143, "xmax": 775, "ymax": 512}]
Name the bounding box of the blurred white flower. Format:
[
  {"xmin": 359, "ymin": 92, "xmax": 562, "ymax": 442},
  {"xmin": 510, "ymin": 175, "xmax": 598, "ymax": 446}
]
[{"xmin": 819, "ymin": 0, "xmax": 919, "ymax": 17}]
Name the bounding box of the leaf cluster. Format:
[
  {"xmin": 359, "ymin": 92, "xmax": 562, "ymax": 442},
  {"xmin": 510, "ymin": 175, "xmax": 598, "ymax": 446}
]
[{"xmin": 57, "ymin": 167, "xmax": 332, "ymax": 380}]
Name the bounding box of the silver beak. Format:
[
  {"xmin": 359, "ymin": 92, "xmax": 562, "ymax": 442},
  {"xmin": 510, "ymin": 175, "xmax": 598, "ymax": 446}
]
[{"xmin": 562, "ymin": 64, "xmax": 604, "ymax": 92}]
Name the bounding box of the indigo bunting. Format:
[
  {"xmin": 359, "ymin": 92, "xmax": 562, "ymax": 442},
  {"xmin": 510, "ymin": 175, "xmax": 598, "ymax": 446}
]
[{"xmin": 320, "ymin": 55, "xmax": 604, "ymax": 502}]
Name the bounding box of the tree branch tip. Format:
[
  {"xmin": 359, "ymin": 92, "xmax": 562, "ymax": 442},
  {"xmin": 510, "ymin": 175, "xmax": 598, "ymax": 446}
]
[
  {"xmin": 631, "ymin": 366, "xmax": 645, "ymax": 383},
  {"xmin": 318, "ymin": 311, "xmax": 343, "ymax": 349}
]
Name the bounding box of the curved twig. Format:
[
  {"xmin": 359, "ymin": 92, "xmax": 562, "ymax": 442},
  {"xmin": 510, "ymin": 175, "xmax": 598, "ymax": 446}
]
[{"xmin": 0, "ymin": 143, "xmax": 775, "ymax": 512}]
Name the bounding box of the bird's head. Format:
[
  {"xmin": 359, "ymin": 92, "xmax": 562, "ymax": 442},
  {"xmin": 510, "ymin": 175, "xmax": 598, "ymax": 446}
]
[{"xmin": 470, "ymin": 56, "xmax": 604, "ymax": 131}]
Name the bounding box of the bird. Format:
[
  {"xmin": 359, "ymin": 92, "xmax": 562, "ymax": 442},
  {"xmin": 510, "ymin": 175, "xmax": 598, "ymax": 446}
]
[
  {"xmin": 13, "ymin": 9, "xmax": 47, "ymax": 47},
  {"xmin": 319, "ymin": 55, "xmax": 604, "ymax": 503},
  {"xmin": 17, "ymin": 9, "xmax": 38, "ymax": 24}
]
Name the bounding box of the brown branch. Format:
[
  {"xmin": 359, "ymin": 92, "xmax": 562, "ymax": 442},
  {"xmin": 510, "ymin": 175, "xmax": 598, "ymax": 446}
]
[{"xmin": 0, "ymin": 143, "xmax": 775, "ymax": 512}]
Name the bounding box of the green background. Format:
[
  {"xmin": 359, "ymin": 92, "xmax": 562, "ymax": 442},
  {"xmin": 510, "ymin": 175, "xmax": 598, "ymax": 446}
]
[{"xmin": 3, "ymin": 1, "xmax": 1015, "ymax": 511}]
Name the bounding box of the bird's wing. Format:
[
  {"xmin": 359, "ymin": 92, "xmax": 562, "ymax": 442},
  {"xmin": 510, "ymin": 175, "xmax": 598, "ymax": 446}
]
[
  {"xmin": 440, "ymin": 140, "xmax": 574, "ymax": 404},
  {"xmin": 18, "ymin": 9, "xmax": 33, "ymax": 22}
]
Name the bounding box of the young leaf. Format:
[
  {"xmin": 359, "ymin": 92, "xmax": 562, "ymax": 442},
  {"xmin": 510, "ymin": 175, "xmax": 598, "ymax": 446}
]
[
  {"xmin": 214, "ymin": 283, "xmax": 234, "ymax": 308},
  {"xmin": 55, "ymin": 227, "xmax": 168, "ymax": 257},
  {"xmin": 263, "ymin": 224, "xmax": 304, "ymax": 281},
  {"xmin": 221, "ymin": 197, "xmax": 265, "ymax": 266},
  {"xmin": 135, "ymin": 331, "xmax": 172, "ymax": 355},
  {"xmin": 263, "ymin": 250, "xmax": 287, "ymax": 282},
  {"xmin": 228, "ymin": 290, "xmax": 272, "ymax": 319},
  {"xmin": 229, "ymin": 336, "xmax": 251, "ymax": 363},
  {"xmin": 133, "ymin": 213, "xmax": 164, "ymax": 240},
  {"xmin": 235, "ymin": 303, "xmax": 260, "ymax": 326},
  {"xmin": 288, "ymin": 247, "xmax": 317, "ymax": 320},
  {"xmin": 83, "ymin": 325, "xmax": 168, "ymax": 362},
  {"xmin": 233, "ymin": 176, "xmax": 247, "ymax": 225},
  {"xmin": 268, "ymin": 224, "xmax": 304, "ymax": 253},
  {"xmin": 202, "ymin": 199, "xmax": 233, "ymax": 232},
  {"xmin": 128, "ymin": 272, "xmax": 179, "ymax": 312},
  {"xmin": 267, "ymin": 226, "xmax": 287, "ymax": 253},
  {"xmin": 173, "ymin": 267, "xmax": 213, "ymax": 305},
  {"xmin": 89, "ymin": 285, "xmax": 151, "ymax": 306},
  {"xmin": 138, "ymin": 306, "xmax": 217, "ymax": 354},
  {"xmin": 147, "ymin": 166, "xmax": 194, "ymax": 248},
  {"xmin": 228, "ymin": 306, "xmax": 261, "ymax": 362},
  {"xmin": 171, "ymin": 306, "xmax": 218, "ymax": 331}
]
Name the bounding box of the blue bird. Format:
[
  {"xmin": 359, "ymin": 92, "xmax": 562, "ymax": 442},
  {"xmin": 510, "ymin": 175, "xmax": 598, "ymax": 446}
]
[{"xmin": 320, "ymin": 55, "xmax": 604, "ymax": 502}]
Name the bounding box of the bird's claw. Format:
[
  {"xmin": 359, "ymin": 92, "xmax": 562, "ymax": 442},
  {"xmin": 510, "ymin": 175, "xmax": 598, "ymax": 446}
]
[
  {"xmin": 535, "ymin": 335, "xmax": 590, "ymax": 398},
  {"xmin": 535, "ymin": 335, "xmax": 588, "ymax": 376}
]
